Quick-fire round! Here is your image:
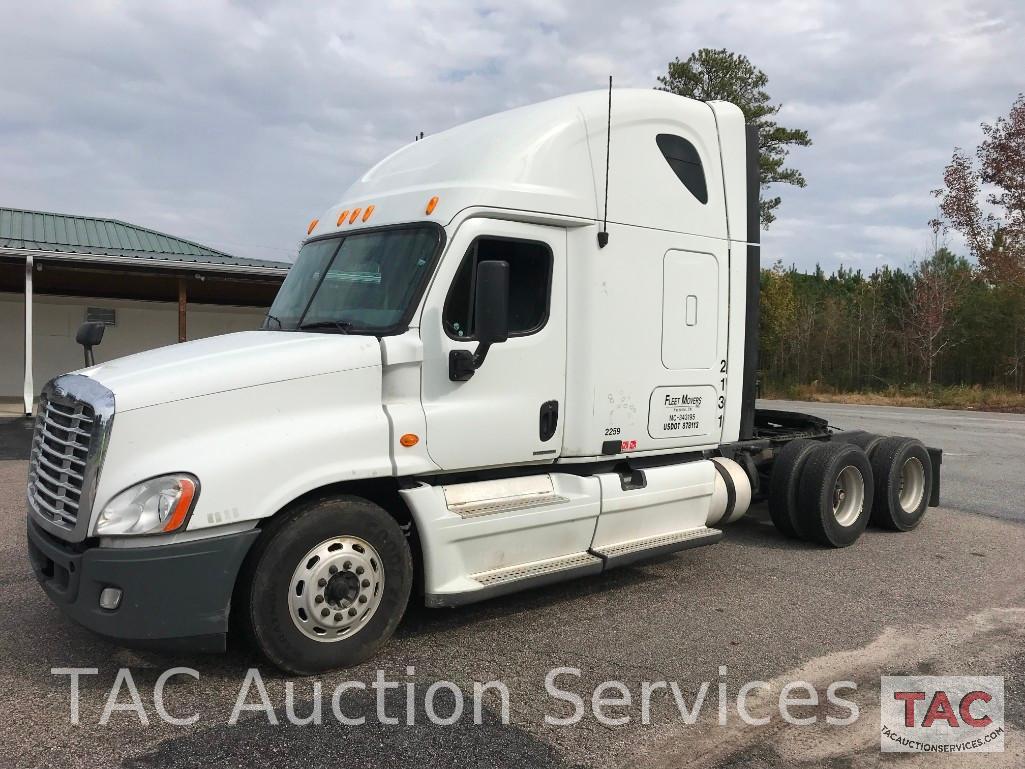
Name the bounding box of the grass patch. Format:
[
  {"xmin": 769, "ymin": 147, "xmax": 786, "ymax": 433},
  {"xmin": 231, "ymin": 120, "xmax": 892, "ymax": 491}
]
[{"xmin": 760, "ymin": 383, "xmax": 1025, "ymax": 413}]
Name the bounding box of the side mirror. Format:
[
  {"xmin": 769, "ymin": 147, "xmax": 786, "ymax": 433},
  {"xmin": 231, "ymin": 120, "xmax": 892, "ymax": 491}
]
[
  {"xmin": 76, "ymin": 321, "xmax": 105, "ymax": 367},
  {"xmin": 449, "ymin": 260, "xmax": 510, "ymax": 381}
]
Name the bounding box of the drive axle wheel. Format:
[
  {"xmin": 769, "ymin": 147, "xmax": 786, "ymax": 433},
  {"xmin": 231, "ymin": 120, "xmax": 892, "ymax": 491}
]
[
  {"xmin": 768, "ymin": 438, "xmax": 819, "ymax": 539},
  {"xmin": 236, "ymin": 495, "xmax": 412, "ymax": 675},
  {"xmin": 840, "ymin": 431, "xmax": 886, "ymax": 458},
  {"xmin": 797, "ymin": 442, "xmax": 874, "ymax": 548},
  {"xmin": 869, "ymin": 437, "xmax": 933, "ymax": 531}
]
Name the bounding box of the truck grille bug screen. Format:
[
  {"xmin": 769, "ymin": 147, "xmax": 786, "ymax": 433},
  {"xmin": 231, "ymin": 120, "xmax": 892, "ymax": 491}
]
[{"xmin": 28, "ymin": 396, "xmax": 96, "ymax": 530}]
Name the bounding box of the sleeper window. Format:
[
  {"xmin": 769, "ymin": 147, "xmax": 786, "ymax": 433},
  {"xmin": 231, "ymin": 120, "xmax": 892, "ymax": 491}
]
[
  {"xmin": 656, "ymin": 133, "xmax": 709, "ymax": 204},
  {"xmin": 443, "ymin": 237, "xmax": 552, "ymax": 339}
]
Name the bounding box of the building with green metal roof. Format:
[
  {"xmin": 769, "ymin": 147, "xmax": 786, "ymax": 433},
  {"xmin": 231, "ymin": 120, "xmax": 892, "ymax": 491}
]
[{"xmin": 1, "ymin": 207, "xmax": 291, "ymax": 413}]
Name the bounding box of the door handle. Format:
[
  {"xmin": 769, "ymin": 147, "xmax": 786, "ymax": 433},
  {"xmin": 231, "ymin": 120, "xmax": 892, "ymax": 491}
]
[{"xmin": 539, "ymin": 401, "xmax": 559, "ymax": 442}]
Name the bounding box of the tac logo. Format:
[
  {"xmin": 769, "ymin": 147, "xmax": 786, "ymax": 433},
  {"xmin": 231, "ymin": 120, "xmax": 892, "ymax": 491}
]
[{"xmin": 880, "ymin": 676, "xmax": 1004, "ymax": 753}]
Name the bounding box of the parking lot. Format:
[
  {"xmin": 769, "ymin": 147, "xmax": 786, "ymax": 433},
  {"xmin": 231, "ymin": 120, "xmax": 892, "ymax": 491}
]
[{"xmin": 1, "ymin": 402, "xmax": 1023, "ymax": 768}]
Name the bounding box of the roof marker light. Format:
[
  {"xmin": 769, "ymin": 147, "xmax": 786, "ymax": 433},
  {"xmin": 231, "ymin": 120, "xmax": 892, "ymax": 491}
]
[
  {"xmin": 349, "ymin": 208, "xmax": 362, "ymax": 224},
  {"xmin": 307, "ymin": 218, "xmax": 319, "ymax": 235},
  {"xmin": 362, "ymin": 205, "xmax": 375, "ymax": 222},
  {"xmin": 337, "ymin": 210, "xmax": 350, "ymax": 226},
  {"xmin": 425, "ymin": 196, "xmax": 439, "ymax": 215}
]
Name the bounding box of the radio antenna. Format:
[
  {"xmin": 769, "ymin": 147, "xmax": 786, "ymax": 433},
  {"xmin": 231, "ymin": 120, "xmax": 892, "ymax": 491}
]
[{"xmin": 598, "ymin": 75, "xmax": 612, "ymax": 248}]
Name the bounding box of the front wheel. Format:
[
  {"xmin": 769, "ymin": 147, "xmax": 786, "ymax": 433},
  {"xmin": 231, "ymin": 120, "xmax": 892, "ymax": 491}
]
[{"xmin": 236, "ymin": 496, "xmax": 412, "ymax": 675}]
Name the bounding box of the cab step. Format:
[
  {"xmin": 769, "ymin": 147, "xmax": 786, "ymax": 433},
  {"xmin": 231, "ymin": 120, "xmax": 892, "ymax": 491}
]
[
  {"xmin": 427, "ymin": 552, "xmax": 604, "ymax": 608},
  {"xmin": 472, "ymin": 551, "xmax": 603, "ymax": 588},
  {"xmin": 591, "ymin": 526, "xmax": 723, "ymax": 569}
]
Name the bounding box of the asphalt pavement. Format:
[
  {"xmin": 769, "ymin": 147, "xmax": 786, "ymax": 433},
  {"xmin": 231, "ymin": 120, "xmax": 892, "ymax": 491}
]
[{"xmin": 1, "ymin": 404, "xmax": 1023, "ymax": 768}]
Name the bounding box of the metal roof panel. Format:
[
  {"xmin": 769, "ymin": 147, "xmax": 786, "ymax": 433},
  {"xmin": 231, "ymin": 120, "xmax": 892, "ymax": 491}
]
[{"xmin": 0, "ymin": 206, "xmax": 290, "ymax": 271}]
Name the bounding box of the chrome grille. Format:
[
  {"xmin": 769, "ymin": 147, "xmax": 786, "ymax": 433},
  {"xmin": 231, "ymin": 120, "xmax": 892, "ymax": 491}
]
[{"xmin": 29, "ymin": 397, "xmax": 95, "ymax": 529}]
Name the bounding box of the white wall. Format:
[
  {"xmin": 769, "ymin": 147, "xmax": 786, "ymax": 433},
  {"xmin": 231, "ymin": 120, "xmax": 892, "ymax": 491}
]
[{"xmin": 0, "ymin": 292, "xmax": 267, "ymax": 399}]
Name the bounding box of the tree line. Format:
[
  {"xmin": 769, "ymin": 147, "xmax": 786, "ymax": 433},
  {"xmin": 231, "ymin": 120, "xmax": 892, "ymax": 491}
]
[
  {"xmin": 757, "ymin": 93, "xmax": 1025, "ymax": 395},
  {"xmin": 758, "ymin": 249, "xmax": 1025, "ymax": 393}
]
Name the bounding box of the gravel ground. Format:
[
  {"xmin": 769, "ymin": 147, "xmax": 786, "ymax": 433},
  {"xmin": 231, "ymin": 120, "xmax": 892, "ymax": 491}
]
[{"xmin": 1, "ymin": 405, "xmax": 1023, "ymax": 768}]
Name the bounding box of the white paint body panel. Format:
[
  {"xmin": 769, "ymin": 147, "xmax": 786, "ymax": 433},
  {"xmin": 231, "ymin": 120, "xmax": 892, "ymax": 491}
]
[
  {"xmin": 82, "ymin": 331, "xmax": 380, "ymax": 412},
  {"xmin": 60, "ymin": 90, "xmax": 758, "ymax": 606},
  {"xmin": 590, "ymin": 461, "xmax": 716, "ymax": 550},
  {"xmin": 419, "ymin": 218, "xmax": 566, "ymax": 470},
  {"xmin": 83, "ymin": 333, "xmax": 390, "ymax": 536},
  {"xmin": 401, "ymin": 473, "xmax": 601, "ymax": 597}
]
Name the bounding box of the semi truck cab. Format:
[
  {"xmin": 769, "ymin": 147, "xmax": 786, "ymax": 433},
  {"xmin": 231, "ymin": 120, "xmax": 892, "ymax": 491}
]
[{"xmin": 26, "ymin": 89, "xmax": 940, "ymax": 674}]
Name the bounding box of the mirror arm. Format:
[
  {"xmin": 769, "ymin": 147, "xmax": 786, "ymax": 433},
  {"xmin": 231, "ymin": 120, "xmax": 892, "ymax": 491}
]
[
  {"xmin": 471, "ymin": 341, "xmax": 492, "ymax": 368},
  {"xmin": 448, "ymin": 341, "xmax": 496, "ymax": 382}
]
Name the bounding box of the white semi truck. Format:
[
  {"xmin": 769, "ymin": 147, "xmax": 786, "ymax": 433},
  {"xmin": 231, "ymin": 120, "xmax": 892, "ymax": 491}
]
[{"xmin": 27, "ymin": 90, "xmax": 940, "ymax": 674}]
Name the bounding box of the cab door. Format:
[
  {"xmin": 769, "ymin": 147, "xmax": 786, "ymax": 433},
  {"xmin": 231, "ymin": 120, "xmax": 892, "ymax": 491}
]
[{"xmin": 419, "ymin": 219, "xmax": 566, "ymax": 471}]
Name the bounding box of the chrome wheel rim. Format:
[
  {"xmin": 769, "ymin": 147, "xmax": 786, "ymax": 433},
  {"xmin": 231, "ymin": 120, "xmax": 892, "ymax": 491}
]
[
  {"xmin": 832, "ymin": 466, "xmax": 864, "ymax": 527},
  {"xmin": 288, "ymin": 536, "xmax": 385, "ymax": 642},
  {"xmin": 898, "ymin": 457, "xmax": 926, "ymax": 513}
]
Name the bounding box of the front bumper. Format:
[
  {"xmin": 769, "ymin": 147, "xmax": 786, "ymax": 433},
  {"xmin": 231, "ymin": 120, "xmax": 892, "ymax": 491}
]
[{"xmin": 27, "ymin": 518, "xmax": 259, "ymax": 652}]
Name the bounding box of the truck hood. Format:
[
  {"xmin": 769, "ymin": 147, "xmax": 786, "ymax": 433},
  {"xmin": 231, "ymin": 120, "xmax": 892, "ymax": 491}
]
[{"xmin": 80, "ymin": 330, "xmax": 382, "ymax": 412}]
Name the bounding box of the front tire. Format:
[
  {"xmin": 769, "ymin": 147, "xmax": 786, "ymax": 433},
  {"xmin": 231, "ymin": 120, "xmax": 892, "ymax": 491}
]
[{"xmin": 237, "ymin": 496, "xmax": 412, "ymax": 675}]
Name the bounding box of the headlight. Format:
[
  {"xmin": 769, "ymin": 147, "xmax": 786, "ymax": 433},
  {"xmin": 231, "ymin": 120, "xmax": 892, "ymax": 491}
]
[{"xmin": 95, "ymin": 474, "xmax": 199, "ymax": 536}]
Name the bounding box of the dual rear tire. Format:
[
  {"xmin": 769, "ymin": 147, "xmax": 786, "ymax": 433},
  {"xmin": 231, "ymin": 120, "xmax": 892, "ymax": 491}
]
[{"xmin": 768, "ymin": 435, "xmax": 931, "ymax": 548}]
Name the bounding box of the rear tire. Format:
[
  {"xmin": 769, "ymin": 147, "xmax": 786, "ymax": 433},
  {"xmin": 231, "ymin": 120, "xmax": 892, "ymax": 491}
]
[
  {"xmin": 236, "ymin": 495, "xmax": 412, "ymax": 675},
  {"xmin": 843, "ymin": 431, "xmax": 886, "ymax": 458},
  {"xmin": 768, "ymin": 438, "xmax": 820, "ymax": 539},
  {"xmin": 869, "ymin": 437, "xmax": 932, "ymax": 531},
  {"xmin": 797, "ymin": 442, "xmax": 874, "ymax": 548}
]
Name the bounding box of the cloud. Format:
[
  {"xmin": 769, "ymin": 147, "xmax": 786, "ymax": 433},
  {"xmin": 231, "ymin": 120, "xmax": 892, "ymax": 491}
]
[{"xmin": 0, "ymin": 0, "xmax": 1022, "ymax": 271}]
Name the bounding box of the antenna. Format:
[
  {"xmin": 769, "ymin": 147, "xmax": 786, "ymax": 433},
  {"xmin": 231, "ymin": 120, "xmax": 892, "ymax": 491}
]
[{"xmin": 598, "ymin": 75, "xmax": 612, "ymax": 248}]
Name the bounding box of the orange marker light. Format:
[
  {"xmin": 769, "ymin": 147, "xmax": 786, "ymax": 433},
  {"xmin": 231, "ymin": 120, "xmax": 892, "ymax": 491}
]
[
  {"xmin": 400, "ymin": 433, "xmax": 419, "ymax": 448},
  {"xmin": 349, "ymin": 207, "xmax": 362, "ymax": 224},
  {"xmin": 336, "ymin": 209, "xmax": 350, "ymax": 226},
  {"xmin": 362, "ymin": 204, "xmax": 375, "ymax": 222},
  {"xmin": 161, "ymin": 477, "xmax": 197, "ymax": 533},
  {"xmin": 307, "ymin": 218, "xmax": 319, "ymax": 235},
  {"xmin": 425, "ymin": 196, "xmax": 439, "ymax": 215}
]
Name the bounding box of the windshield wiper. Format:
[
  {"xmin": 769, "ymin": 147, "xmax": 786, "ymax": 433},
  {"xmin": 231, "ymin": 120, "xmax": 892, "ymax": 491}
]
[
  {"xmin": 264, "ymin": 314, "xmax": 283, "ymax": 329},
  {"xmin": 298, "ymin": 320, "xmax": 355, "ymax": 334}
]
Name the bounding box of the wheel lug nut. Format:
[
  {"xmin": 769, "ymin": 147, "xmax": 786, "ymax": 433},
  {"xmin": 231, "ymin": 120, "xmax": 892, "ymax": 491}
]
[
  {"xmin": 321, "ymin": 608, "xmax": 330, "ymax": 617},
  {"xmin": 358, "ymin": 595, "xmax": 367, "ymax": 604},
  {"xmin": 355, "ymin": 566, "xmax": 364, "ymax": 575},
  {"xmin": 343, "ymin": 561, "xmax": 352, "ymax": 570},
  {"xmin": 329, "ymin": 565, "xmax": 338, "ymax": 574},
  {"xmin": 318, "ymin": 578, "xmax": 327, "ymax": 587},
  {"xmin": 348, "ymin": 608, "xmax": 357, "ymax": 617},
  {"xmin": 315, "ymin": 595, "xmax": 324, "ymax": 604},
  {"xmin": 334, "ymin": 613, "xmax": 343, "ymax": 621},
  {"xmin": 361, "ymin": 579, "xmax": 370, "ymax": 588}
]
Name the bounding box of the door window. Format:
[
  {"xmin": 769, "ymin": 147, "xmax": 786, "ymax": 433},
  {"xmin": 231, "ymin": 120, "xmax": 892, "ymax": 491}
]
[{"xmin": 443, "ymin": 237, "xmax": 553, "ymax": 339}]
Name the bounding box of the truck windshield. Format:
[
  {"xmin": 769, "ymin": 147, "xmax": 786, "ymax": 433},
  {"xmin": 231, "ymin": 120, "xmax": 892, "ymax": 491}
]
[{"xmin": 265, "ymin": 225, "xmax": 442, "ymax": 334}]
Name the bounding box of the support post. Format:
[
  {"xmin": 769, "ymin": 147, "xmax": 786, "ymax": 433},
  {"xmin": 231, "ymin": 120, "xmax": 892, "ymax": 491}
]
[
  {"xmin": 23, "ymin": 255, "xmax": 34, "ymax": 416},
  {"xmin": 177, "ymin": 277, "xmax": 187, "ymax": 343}
]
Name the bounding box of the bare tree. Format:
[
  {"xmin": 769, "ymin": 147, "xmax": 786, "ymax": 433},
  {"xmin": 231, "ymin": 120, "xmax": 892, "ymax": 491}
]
[{"xmin": 903, "ymin": 229, "xmax": 969, "ymax": 386}]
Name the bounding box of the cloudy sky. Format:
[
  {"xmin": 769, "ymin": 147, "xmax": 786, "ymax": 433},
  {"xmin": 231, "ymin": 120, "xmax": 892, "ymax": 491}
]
[{"xmin": 2, "ymin": 0, "xmax": 1022, "ymax": 271}]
